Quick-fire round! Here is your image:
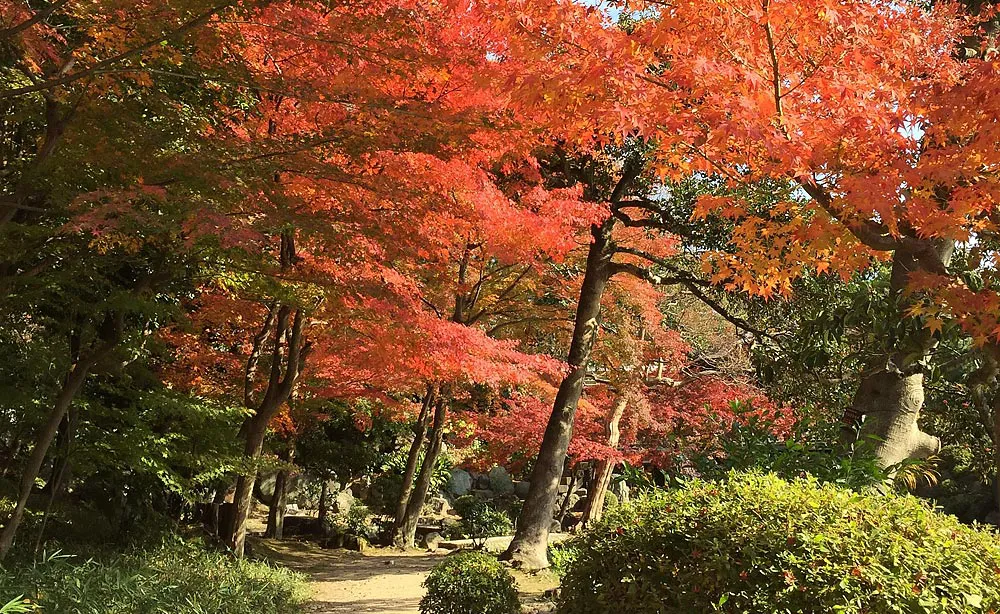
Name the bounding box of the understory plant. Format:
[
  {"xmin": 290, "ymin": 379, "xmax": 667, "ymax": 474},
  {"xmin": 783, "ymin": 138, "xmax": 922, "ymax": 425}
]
[
  {"xmin": 420, "ymin": 551, "xmax": 520, "ymax": 614},
  {"xmin": 0, "ymin": 538, "xmax": 308, "ymax": 614},
  {"xmin": 560, "ymin": 472, "xmax": 1000, "ymax": 614}
]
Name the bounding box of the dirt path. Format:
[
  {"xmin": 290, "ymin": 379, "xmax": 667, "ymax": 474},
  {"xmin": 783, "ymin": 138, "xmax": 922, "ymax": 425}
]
[
  {"xmin": 256, "ymin": 538, "xmax": 560, "ymax": 614},
  {"xmin": 257, "ymin": 539, "xmax": 442, "ymax": 614}
]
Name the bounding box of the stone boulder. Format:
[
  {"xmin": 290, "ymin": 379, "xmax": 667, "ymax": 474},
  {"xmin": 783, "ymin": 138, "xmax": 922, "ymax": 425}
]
[
  {"xmin": 488, "ymin": 466, "xmax": 515, "ymax": 495},
  {"xmin": 332, "ymin": 488, "xmax": 355, "ymax": 514},
  {"xmin": 446, "ymin": 469, "xmax": 473, "ymax": 497},
  {"xmin": 426, "ymin": 496, "xmax": 452, "ymax": 516},
  {"xmin": 514, "ymin": 480, "xmax": 531, "ymax": 498},
  {"xmin": 424, "ymin": 531, "xmax": 443, "ymax": 551}
]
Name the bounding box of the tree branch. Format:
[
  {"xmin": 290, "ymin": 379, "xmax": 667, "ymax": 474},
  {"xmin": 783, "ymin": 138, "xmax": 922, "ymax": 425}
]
[
  {"xmin": 0, "ymin": 3, "xmax": 236, "ymax": 99},
  {"xmin": 0, "ymin": 0, "xmax": 70, "ymax": 42}
]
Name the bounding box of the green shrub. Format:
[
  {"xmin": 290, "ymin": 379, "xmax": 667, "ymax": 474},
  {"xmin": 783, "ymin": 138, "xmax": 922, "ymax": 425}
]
[
  {"xmin": 420, "ymin": 552, "xmax": 520, "ymax": 614},
  {"xmin": 546, "ymin": 539, "xmax": 579, "ymax": 579},
  {"xmin": 559, "ymin": 472, "xmax": 1000, "ymax": 614},
  {"xmin": 0, "ymin": 538, "xmax": 308, "ymax": 614},
  {"xmin": 323, "ymin": 501, "xmax": 378, "ymax": 542},
  {"xmin": 453, "ymin": 496, "xmax": 513, "ymax": 546},
  {"xmin": 684, "ymin": 406, "xmax": 888, "ymax": 490}
]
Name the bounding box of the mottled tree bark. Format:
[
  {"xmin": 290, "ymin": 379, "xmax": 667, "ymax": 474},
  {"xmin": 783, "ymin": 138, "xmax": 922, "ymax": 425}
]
[
  {"xmin": 581, "ymin": 394, "xmax": 627, "ymax": 527},
  {"xmin": 502, "ymin": 220, "xmax": 616, "ymax": 569},
  {"xmin": 266, "ymin": 447, "xmax": 295, "ymax": 540},
  {"xmin": 842, "ymin": 242, "xmax": 953, "ymax": 468},
  {"xmin": 317, "ymin": 480, "xmax": 329, "ymax": 530}
]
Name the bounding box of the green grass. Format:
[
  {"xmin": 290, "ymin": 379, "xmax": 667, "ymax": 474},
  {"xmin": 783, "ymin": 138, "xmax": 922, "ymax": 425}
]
[{"xmin": 0, "ymin": 537, "xmax": 309, "ymax": 614}]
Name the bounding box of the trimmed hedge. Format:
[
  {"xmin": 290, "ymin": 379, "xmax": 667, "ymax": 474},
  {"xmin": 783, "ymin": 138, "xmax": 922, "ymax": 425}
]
[
  {"xmin": 559, "ymin": 472, "xmax": 1000, "ymax": 614},
  {"xmin": 420, "ymin": 551, "xmax": 520, "ymax": 614}
]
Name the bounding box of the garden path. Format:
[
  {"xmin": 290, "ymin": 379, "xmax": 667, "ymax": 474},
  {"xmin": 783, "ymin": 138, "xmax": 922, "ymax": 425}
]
[
  {"xmin": 258, "ymin": 539, "xmax": 440, "ymax": 613},
  {"xmin": 257, "ymin": 538, "xmax": 561, "ymax": 613}
]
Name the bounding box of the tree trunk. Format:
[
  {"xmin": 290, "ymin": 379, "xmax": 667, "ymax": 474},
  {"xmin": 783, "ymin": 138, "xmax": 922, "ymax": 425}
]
[
  {"xmin": 266, "ymin": 447, "xmax": 294, "ymax": 540},
  {"xmin": 554, "ymin": 467, "xmax": 578, "ymax": 528},
  {"xmin": 0, "ymin": 360, "xmax": 91, "ymax": 560},
  {"xmin": 581, "ymin": 394, "xmax": 628, "ymax": 527},
  {"xmin": 228, "ymin": 419, "xmax": 268, "ymax": 557},
  {"xmin": 391, "ymin": 385, "xmax": 436, "ymax": 547},
  {"xmin": 853, "ymin": 371, "xmax": 940, "ymax": 467},
  {"xmin": 225, "ymin": 301, "xmax": 306, "ymax": 557},
  {"xmin": 33, "ymin": 403, "xmax": 79, "ymax": 555},
  {"xmin": 503, "ymin": 221, "xmax": 615, "ymax": 569},
  {"xmin": 317, "ymin": 480, "xmax": 329, "ymax": 530},
  {"xmin": 397, "ymin": 396, "xmax": 447, "ymax": 549},
  {"xmin": 841, "ymin": 242, "xmax": 953, "ymax": 468}
]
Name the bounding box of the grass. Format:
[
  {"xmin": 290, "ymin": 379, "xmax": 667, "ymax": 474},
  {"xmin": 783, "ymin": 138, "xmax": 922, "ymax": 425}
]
[{"xmin": 0, "ymin": 536, "xmax": 309, "ymax": 614}]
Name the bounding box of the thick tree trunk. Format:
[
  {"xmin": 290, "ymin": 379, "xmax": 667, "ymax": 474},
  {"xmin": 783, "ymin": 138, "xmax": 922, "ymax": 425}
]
[
  {"xmin": 266, "ymin": 447, "xmax": 294, "ymax": 539},
  {"xmin": 228, "ymin": 419, "xmax": 268, "ymax": 556},
  {"xmin": 581, "ymin": 394, "xmax": 627, "ymax": 527},
  {"xmin": 842, "ymin": 242, "xmax": 953, "ymax": 468},
  {"xmin": 503, "ymin": 222, "xmax": 615, "ymax": 569},
  {"xmin": 391, "ymin": 385, "xmax": 436, "ymax": 547},
  {"xmin": 0, "ymin": 360, "xmax": 91, "ymax": 560},
  {"xmin": 397, "ymin": 397, "xmax": 447, "ymax": 549},
  {"xmin": 852, "ymin": 371, "xmax": 940, "ymax": 467}
]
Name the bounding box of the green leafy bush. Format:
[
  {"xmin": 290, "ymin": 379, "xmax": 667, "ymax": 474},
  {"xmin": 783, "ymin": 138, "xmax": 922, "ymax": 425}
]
[
  {"xmin": 546, "ymin": 540, "xmax": 579, "ymax": 579},
  {"xmin": 0, "ymin": 539, "xmax": 308, "ymax": 614},
  {"xmin": 323, "ymin": 501, "xmax": 378, "ymax": 542},
  {"xmin": 420, "ymin": 551, "xmax": 520, "ymax": 614},
  {"xmin": 559, "ymin": 472, "xmax": 1000, "ymax": 614},
  {"xmin": 685, "ymin": 405, "xmax": 889, "ymax": 490},
  {"xmin": 453, "ymin": 496, "xmax": 513, "ymax": 546}
]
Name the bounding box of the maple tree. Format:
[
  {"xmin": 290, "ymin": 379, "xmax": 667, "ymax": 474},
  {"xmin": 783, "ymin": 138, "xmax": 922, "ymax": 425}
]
[
  {"xmin": 488, "ymin": 0, "xmax": 1000, "ymax": 537},
  {"xmin": 5, "ymin": 0, "xmax": 1000, "ymax": 590}
]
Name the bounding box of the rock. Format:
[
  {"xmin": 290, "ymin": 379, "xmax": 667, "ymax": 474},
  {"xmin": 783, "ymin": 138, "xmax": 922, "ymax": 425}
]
[
  {"xmin": 424, "ymin": 531, "xmax": 443, "ymax": 551},
  {"xmin": 571, "ymin": 494, "xmax": 588, "ymax": 513},
  {"xmin": 549, "ymin": 520, "xmax": 562, "ymax": 533},
  {"xmin": 332, "ymin": 488, "xmax": 354, "ymax": 514},
  {"xmin": 986, "ymin": 510, "xmax": 1000, "ymax": 527},
  {"xmin": 475, "ymin": 474, "xmax": 492, "ymax": 490},
  {"xmin": 514, "ymin": 480, "xmax": 531, "ymax": 498},
  {"xmin": 488, "ymin": 466, "xmax": 515, "ymax": 495},
  {"xmin": 285, "ymin": 503, "xmax": 300, "ymax": 514},
  {"xmin": 523, "ymin": 603, "xmax": 557, "ymax": 614},
  {"xmin": 427, "ymin": 496, "xmax": 452, "ymax": 515},
  {"xmin": 471, "ymin": 488, "xmax": 495, "ymax": 501},
  {"xmin": 610, "ymin": 479, "xmax": 630, "ymax": 504},
  {"xmin": 344, "ymin": 534, "xmax": 370, "ymax": 552},
  {"xmin": 574, "ymin": 488, "xmax": 588, "ymax": 498},
  {"xmin": 446, "ymin": 469, "xmax": 473, "ymax": 497}
]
